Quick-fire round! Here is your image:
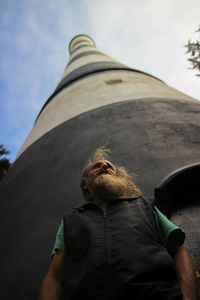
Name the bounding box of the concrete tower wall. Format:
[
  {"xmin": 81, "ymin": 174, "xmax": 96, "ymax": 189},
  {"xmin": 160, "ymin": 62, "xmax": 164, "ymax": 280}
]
[
  {"xmin": 0, "ymin": 35, "xmax": 200, "ymax": 299},
  {"xmin": 16, "ymin": 35, "xmax": 197, "ymax": 159}
]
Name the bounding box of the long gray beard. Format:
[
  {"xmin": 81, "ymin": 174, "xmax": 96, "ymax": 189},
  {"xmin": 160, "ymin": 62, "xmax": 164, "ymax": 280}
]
[{"xmin": 91, "ymin": 173, "xmax": 131, "ymax": 202}]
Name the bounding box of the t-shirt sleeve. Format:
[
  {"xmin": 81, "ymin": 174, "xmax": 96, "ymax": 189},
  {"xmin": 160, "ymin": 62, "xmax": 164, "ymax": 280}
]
[
  {"xmin": 154, "ymin": 206, "xmax": 185, "ymax": 246},
  {"xmin": 51, "ymin": 219, "xmax": 66, "ymax": 257}
]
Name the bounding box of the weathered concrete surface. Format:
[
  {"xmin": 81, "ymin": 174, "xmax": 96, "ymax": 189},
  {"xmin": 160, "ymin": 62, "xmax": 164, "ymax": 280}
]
[
  {"xmin": 0, "ymin": 98, "xmax": 199, "ymax": 299},
  {"xmin": 16, "ymin": 70, "xmax": 197, "ymax": 160}
]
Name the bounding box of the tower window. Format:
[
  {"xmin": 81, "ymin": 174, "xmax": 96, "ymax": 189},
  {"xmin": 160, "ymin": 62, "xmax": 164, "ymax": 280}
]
[{"xmin": 105, "ymin": 79, "xmax": 122, "ymax": 85}]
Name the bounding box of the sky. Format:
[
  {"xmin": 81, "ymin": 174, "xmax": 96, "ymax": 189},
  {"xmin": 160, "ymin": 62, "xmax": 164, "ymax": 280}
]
[{"xmin": 0, "ymin": 0, "xmax": 200, "ymax": 162}]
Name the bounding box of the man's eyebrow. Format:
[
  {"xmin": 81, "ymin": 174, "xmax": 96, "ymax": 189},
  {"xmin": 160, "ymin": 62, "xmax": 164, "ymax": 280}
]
[
  {"xmin": 106, "ymin": 162, "xmax": 115, "ymax": 169},
  {"xmin": 91, "ymin": 162, "xmax": 101, "ymax": 169},
  {"xmin": 89, "ymin": 161, "xmax": 115, "ymax": 170}
]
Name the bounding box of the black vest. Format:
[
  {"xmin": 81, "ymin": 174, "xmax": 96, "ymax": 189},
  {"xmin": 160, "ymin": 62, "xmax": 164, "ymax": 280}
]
[{"xmin": 62, "ymin": 197, "xmax": 182, "ymax": 300}]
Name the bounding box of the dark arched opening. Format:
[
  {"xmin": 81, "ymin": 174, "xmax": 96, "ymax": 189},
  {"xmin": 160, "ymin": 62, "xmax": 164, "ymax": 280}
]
[
  {"xmin": 154, "ymin": 163, "xmax": 200, "ymax": 297},
  {"xmin": 154, "ymin": 163, "xmax": 200, "ymax": 217}
]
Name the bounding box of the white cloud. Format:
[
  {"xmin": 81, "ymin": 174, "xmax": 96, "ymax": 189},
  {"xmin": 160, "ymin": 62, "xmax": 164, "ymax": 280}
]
[{"xmin": 83, "ymin": 0, "xmax": 200, "ymax": 100}]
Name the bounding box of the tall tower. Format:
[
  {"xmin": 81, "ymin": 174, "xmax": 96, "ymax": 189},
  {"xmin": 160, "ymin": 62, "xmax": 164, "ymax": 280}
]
[{"xmin": 0, "ymin": 35, "xmax": 200, "ymax": 299}]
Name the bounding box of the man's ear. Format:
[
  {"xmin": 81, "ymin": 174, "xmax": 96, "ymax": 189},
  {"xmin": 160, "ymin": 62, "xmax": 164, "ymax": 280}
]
[{"xmin": 82, "ymin": 184, "xmax": 88, "ymax": 191}]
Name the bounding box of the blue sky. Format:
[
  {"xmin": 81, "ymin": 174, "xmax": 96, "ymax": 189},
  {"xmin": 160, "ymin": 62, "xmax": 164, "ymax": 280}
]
[{"xmin": 0, "ymin": 0, "xmax": 200, "ymax": 162}]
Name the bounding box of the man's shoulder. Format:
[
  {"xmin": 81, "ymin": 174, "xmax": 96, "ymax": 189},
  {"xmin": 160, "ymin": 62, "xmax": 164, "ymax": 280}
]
[
  {"xmin": 62, "ymin": 208, "xmax": 76, "ymax": 221},
  {"xmin": 127, "ymin": 195, "xmax": 154, "ymax": 207},
  {"xmin": 62, "ymin": 202, "xmax": 86, "ymax": 220}
]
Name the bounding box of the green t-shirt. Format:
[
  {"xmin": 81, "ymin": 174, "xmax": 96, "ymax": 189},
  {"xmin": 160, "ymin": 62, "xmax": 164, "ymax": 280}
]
[{"xmin": 51, "ymin": 204, "xmax": 185, "ymax": 256}]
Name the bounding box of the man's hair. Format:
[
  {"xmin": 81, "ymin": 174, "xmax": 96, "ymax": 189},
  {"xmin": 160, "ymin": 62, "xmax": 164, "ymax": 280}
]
[{"xmin": 80, "ymin": 147, "xmax": 141, "ymax": 201}]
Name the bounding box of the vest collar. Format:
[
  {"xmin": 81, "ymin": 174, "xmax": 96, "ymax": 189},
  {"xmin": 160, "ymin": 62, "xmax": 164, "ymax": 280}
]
[{"xmin": 73, "ymin": 196, "xmax": 141, "ymax": 210}]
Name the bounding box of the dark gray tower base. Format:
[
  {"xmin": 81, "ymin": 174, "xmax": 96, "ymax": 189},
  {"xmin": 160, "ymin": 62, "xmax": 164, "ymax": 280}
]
[{"xmin": 0, "ymin": 35, "xmax": 200, "ymax": 299}]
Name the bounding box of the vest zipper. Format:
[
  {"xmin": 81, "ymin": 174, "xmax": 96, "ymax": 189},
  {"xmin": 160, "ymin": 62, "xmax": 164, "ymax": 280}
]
[{"xmin": 103, "ymin": 211, "xmax": 111, "ymax": 300}]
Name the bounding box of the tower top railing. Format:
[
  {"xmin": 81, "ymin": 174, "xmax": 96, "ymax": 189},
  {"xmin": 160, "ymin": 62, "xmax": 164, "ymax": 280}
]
[{"xmin": 69, "ymin": 34, "xmax": 96, "ymax": 54}]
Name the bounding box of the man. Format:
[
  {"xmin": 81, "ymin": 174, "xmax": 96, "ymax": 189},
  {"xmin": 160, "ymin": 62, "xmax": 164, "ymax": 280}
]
[{"xmin": 39, "ymin": 149, "xmax": 197, "ymax": 300}]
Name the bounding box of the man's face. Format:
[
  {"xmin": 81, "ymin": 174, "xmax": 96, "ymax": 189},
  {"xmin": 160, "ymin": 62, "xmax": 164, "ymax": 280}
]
[
  {"xmin": 87, "ymin": 160, "xmax": 117, "ymax": 179},
  {"xmin": 83, "ymin": 160, "xmax": 130, "ymax": 202}
]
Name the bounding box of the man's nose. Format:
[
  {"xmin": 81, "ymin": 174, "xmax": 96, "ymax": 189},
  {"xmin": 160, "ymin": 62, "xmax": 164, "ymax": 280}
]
[{"xmin": 101, "ymin": 162, "xmax": 108, "ymax": 169}]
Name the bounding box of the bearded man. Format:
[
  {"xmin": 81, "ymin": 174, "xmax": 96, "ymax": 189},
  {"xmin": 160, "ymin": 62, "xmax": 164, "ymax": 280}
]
[{"xmin": 39, "ymin": 149, "xmax": 197, "ymax": 300}]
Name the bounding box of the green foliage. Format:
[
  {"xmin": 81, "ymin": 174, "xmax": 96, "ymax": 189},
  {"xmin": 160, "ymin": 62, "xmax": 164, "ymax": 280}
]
[
  {"xmin": 185, "ymin": 25, "xmax": 200, "ymax": 76},
  {"xmin": 0, "ymin": 144, "xmax": 11, "ymax": 182}
]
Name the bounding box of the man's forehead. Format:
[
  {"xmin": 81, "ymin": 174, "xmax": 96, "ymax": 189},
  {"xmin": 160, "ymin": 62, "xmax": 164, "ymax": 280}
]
[{"xmin": 89, "ymin": 160, "xmax": 115, "ymax": 169}]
